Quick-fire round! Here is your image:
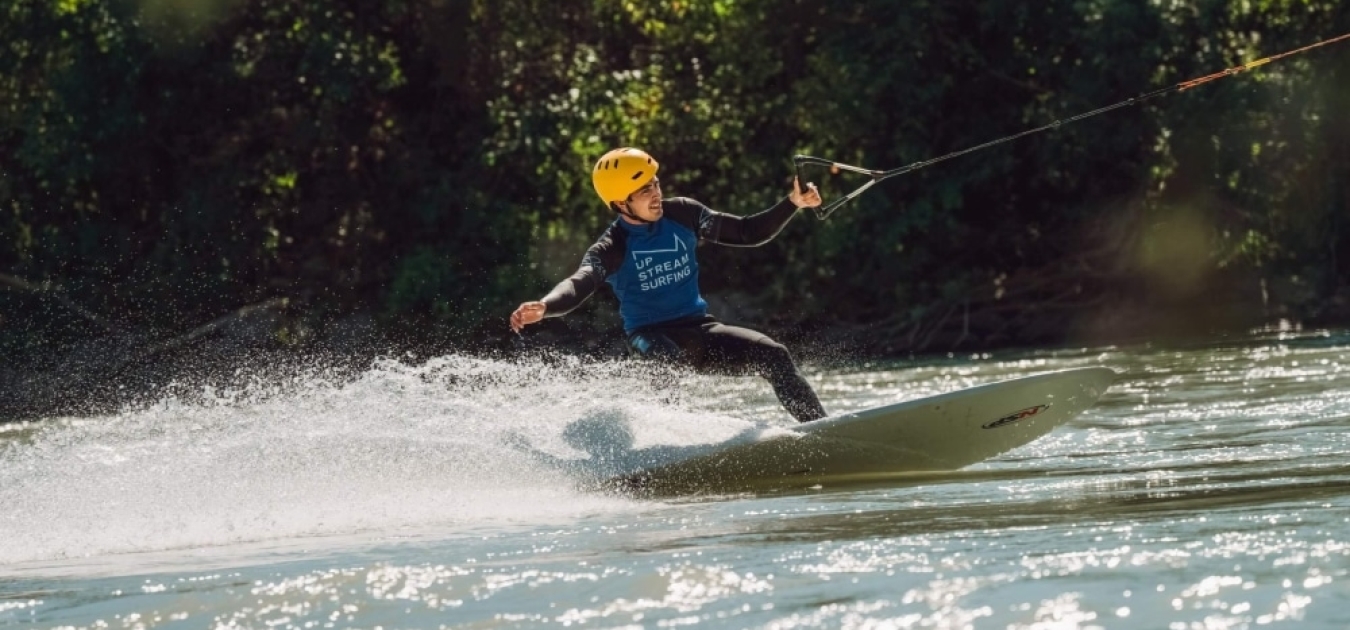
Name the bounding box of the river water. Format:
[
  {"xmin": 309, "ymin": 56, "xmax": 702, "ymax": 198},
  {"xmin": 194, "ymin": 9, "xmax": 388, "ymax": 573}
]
[{"xmin": 2, "ymin": 329, "xmax": 1349, "ymax": 629}]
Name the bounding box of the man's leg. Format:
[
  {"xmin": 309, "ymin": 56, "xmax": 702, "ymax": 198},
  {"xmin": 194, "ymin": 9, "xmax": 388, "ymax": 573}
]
[
  {"xmin": 628, "ymin": 329, "xmax": 685, "ymax": 360},
  {"xmin": 696, "ymin": 321, "xmax": 828, "ymax": 423},
  {"xmin": 628, "ymin": 315, "xmax": 714, "ymax": 362},
  {"xmin": 627, "ymin": 326, "xmax": 696, "ymax": 399}
]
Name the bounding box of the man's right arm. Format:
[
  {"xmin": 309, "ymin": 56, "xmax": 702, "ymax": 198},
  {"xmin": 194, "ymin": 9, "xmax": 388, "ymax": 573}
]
[
  {"xmin": 539, "ymin": 263, "xmax": 604, "ymax": 317},
  {"xmin": 511, "ymin": 263, "xmax": 602, "ymax": 332},
  {"xmin": 510, "ymin": 228, "xmax": 620, "ymax": 332}
]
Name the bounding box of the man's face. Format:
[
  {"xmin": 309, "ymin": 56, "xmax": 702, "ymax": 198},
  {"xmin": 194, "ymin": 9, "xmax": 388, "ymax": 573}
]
[{"xmin": 620, "ymin": 177, "xmax": 662, "ymax": 221}]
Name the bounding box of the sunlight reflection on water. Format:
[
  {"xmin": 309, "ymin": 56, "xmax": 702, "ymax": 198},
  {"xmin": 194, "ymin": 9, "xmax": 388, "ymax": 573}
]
[{"xmin": 3, "ymin": 332, "xmax": 1350, "ymax": 628}]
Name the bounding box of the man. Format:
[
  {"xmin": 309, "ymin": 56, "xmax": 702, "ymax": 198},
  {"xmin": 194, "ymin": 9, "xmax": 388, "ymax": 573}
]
[{"xmin": 510, "ymin": 147, "xmax": 827, "ymax": 422}]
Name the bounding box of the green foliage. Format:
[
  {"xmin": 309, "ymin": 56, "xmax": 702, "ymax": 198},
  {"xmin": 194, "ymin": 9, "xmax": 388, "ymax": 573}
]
[{"xmin": 2, "ymin": 0, "xmax": 1349, "ymax": 356}]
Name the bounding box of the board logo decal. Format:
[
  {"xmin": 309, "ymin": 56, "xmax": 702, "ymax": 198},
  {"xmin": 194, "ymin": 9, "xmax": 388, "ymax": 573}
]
[{"xmin": 982, "ymin": 404, "xmax": 1051, "ymax": 429}]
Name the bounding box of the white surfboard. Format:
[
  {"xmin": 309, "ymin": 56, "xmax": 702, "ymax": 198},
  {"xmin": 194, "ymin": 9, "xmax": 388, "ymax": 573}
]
[{"xmin": 615, "ymin": 367, "xmax": 1117, "ymax": 495}]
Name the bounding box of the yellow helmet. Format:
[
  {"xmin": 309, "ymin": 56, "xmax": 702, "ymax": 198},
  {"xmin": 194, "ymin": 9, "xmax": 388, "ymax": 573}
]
[{"xmin": 592, "ymin": 148, "xmax": 659, "ymax": 206}]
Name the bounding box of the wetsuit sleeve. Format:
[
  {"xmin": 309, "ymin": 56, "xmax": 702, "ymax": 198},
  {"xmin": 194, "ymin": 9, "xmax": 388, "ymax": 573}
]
[
  {"xmin": 539, "ymin": 265, "xmax": 601, "ymax": 317},
  {"xmin": 540, "ymin": 226, "xmax": 624, "ymax": 317},
  {"xmin": 668, "ymin": 197, "xmax": 803, "ymax": 247}
]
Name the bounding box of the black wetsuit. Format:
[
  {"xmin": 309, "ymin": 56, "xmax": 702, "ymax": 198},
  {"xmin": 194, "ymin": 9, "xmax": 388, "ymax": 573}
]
[{"xmin": 540, "ymin": 196, "xmax": 827, "ymax": 422}]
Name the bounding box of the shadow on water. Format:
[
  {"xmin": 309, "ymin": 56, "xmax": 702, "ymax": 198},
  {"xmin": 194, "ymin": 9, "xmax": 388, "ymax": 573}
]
[{"xmin": 503, "ymin": 408, "xmax": 765, "ymax": 488}]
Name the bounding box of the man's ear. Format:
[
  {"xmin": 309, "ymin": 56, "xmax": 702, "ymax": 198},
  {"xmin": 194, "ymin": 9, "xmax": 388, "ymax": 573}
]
[{"xmin": 610, "ymin": 200, "xmax": 628, "ymax": 213}]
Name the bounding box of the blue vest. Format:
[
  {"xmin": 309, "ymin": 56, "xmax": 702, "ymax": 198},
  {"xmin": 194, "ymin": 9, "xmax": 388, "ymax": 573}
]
[{"xmin": 608, "ymin": 216, "xmax": 707, "ymax": 332}]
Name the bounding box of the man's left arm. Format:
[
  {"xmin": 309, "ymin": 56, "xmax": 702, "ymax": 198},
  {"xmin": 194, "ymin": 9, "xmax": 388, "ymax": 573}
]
[{"xmin": 696, "ymin": 178, "xmax": 821, "ymax": 246}]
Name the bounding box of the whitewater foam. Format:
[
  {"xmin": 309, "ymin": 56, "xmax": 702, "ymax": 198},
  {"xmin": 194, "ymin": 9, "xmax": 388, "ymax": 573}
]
[{"xmin": 0, "ymin": 354, "xmax": 781, "ymax": 566}]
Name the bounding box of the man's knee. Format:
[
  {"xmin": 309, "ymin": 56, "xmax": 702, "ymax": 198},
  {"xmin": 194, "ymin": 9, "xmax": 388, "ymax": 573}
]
[{"xmin": 751, "ymin": 338, "xmax": 797, "ymax": 374}]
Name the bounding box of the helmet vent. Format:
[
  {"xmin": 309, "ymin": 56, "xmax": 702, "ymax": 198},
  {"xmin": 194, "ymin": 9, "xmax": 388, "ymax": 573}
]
[{"xmin": 631, "ymin": 170, "xmax": 644, "ymax": 180}]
